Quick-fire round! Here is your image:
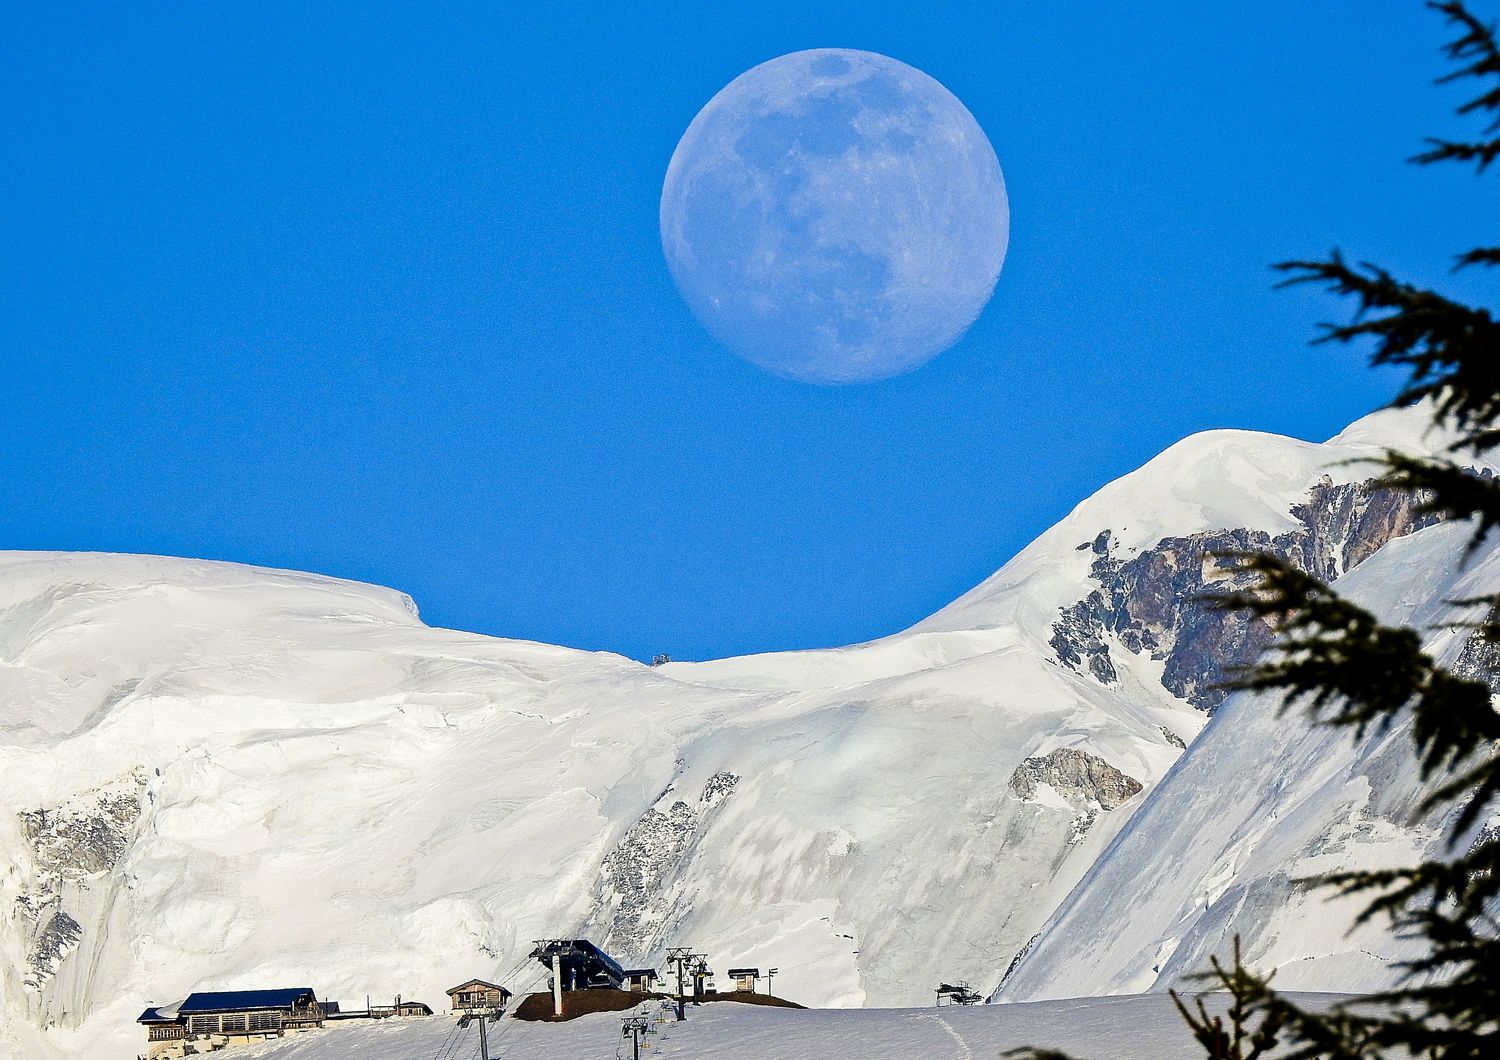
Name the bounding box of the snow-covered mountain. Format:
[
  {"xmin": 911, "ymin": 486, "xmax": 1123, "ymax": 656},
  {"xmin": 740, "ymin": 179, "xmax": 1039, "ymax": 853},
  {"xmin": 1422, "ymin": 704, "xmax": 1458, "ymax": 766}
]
[
  {"xmin": 1, "ymin": 406, "xmax": 1490, "ymax": 1059},
  {"xmin": 993, "ymin": 498, "xmax": 1500, "ymax": 1002}
]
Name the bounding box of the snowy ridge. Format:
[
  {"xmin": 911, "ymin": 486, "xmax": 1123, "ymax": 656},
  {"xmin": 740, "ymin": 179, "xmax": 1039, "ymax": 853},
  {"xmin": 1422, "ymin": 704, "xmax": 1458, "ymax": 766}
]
[
  {"xmin": 0, "ymin": 405, "xmax": 1484, "ymax": 1059},
  {"xmin": 918, "ymin": 405, "xmax": 1485, "ymax": 638},
  {"xmin": 994, "ymin": 520, "xmax": 1500, "ymax": 1001}
]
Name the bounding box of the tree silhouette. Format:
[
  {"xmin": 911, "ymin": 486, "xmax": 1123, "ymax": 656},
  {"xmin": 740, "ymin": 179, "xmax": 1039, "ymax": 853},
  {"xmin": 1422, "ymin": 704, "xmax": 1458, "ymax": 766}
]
[{"xmin": 1013, "ymin": 3, "xmax": 1500, "ymax": 1056}]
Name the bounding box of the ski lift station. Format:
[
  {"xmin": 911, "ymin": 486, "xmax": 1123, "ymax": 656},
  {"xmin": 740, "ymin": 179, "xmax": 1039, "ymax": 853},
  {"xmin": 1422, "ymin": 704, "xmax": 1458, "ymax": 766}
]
[
  {"xmin": 530, "ymin": 938, "xmax": 627, "ymax": 991},
  {"xmin": 935, "ymin": 980, "xmax": 984, "ymax": 1006},
  {"xmin": 134, "ymin": 939, "xmax": 781, "ymax": 1055}
]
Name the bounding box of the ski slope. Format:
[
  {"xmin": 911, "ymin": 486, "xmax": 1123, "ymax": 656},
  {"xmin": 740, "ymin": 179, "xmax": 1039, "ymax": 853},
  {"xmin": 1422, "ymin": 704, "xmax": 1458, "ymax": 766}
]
[{"xmin": 228, "ymin": 992, "xmax": 1351, "ymax": 1060}]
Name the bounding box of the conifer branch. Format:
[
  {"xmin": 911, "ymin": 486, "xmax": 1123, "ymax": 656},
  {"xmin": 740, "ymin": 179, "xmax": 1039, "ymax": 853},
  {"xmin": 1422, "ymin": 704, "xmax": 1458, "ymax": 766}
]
[
  {"xmin": 1414, "ymin": 1, "xmax": 1500, "ymax": 167},
  {"xmin": 1272, "ymin": 256, "xmax": 1500, "ymax": 454}
]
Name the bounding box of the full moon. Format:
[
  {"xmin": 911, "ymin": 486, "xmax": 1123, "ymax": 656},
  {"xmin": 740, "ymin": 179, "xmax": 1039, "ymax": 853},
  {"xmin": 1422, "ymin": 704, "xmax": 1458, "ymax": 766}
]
[{"xmin": 660, "ymin": 49, "xmax": 1009, "ymax": 384}]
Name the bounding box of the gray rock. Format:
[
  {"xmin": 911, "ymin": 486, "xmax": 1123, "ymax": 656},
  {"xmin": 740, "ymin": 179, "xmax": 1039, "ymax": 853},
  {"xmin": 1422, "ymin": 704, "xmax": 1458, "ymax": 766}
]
[
  {"xmin": 23, "ymin": 911, "xmax": 82, "ymax": 991},
  {"xmin": 584, "ymin": 771, "xmax": 740, "ymax": 962},
  {"xmin": 15, "ymin": 771, "xmax": 147, "ymax": 994},
  {"xmin": 1050, "ymin": 478, "xmax": 1442, "ymax": 712},
  {"xmin": 1452, "ymin": 604, "xmax": 1500, "ymax": 695},
  {"xmin": 1008, "ymin": 748, "xmax": 1143, "ymax": 811},
  {"xmin": 20, "ymin": 784, "xmax": 143, "ymax": 884}
]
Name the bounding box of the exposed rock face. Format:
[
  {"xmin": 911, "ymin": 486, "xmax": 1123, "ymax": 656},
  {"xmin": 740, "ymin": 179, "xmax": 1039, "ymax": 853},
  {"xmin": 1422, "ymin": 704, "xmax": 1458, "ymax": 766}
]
[
  {"xmin": 584, "ymin": 771, "xmax": 739, "ymax": 962},
  {"xmin": 1008, "ymin": 748, "xmax": 1143, "ymax": 811},
  {"xmin": 20, "ymin": 788, "xmax": 142, "ymax": 884},
  {"xmin": 1451, "ymin": 606, "xmax": 1500, "ymax": 855},
  {"xmin": 14, "ymin": 771, "xmax": 146, "ymax": 994},
  {"xmin": 23, "ymin": 913, "xmax": 82, "ymax": 991},
  {"xmin": 1452, "ymin": 605, "xmax": 1500, "ymax": 695},
  {"xmin": 1051, "ymin": 534, "xmax": 1120, "ymax": 685},
  {"xmin": 1008, "ymin": 748, "xmax": 1143, "ymax": 849},
  {"xmin": 1052, "ymin": 479, "xmax": 1442, "ymax": 711},
  {"xmin": 999, "ymin": 932, "xmax": 1041, "ymax": 991}
]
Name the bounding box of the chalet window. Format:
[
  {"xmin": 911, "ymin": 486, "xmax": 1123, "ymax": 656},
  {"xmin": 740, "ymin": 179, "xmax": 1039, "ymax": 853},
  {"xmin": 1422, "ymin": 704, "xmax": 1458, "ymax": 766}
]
[{"xmin": 249, "ymin": 1011, "xmax": 278, "ymax": 1032}]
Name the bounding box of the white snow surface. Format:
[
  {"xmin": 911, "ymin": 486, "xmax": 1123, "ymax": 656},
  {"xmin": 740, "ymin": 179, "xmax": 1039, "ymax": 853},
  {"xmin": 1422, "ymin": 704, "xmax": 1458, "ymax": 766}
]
[
  {"xmin": 996, "ymin": 519, "xmax": 1500, "ymax": 1001},
  {"xmin": 206, "ymin": 992, "xmax": 1354, "ymax": 1060},
  {"xmin": 0, "ymin": 405, "xmax": 1486, "ymax": 1060}
]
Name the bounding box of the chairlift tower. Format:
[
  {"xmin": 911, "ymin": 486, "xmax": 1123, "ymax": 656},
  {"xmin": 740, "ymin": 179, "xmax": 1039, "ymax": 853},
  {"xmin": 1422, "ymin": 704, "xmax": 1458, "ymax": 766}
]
[
  {"xmin": 690, "ymin": 954, "xmax": 710, "ymax": 1005},
  {"xmin": 620, "ymin": 1015, "xmax": 652, "ymax": 1060},
  {"xmin": 664, "ymin": 946, "xmax": 693, "ymax": 1021}
]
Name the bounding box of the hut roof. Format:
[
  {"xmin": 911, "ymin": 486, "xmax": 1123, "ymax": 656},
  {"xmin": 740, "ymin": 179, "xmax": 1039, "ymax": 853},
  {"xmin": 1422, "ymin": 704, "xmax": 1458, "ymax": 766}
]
[
  {"xmin": 445, "ymin": 979, "xmax": 511, "ymax": 997},
  {"xmin": 177, "ymin": 988, "xmax": 316, "ymax": 1014}
]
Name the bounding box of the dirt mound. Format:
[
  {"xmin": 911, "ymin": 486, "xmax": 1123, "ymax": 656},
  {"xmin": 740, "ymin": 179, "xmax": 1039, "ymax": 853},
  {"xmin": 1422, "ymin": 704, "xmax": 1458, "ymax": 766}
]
[
  {"xmin": 698, "ymin": 991, "xmax": 804, "ymax": 1009},
  {"xmin": 511, "ymin": 989, "xmax": 804, "ymax": 1022},
  {"xmin": 512, "ymin": 989, "xmax": 662, "ymax": 1022}
]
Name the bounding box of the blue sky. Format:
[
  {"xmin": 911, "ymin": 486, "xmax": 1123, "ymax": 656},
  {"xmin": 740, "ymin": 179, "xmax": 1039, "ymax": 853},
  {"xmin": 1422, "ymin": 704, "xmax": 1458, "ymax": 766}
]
[{"xmin": 2, "ymin": 2, "xmax": 1493, "ymax": 661}]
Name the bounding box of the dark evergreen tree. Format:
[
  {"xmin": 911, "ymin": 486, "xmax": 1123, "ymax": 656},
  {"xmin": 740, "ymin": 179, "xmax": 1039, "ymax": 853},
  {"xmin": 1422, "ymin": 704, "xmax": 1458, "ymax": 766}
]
[{"xmin": 1012, "ymin": 3, "xmax": 1500, "ymax": 1056}]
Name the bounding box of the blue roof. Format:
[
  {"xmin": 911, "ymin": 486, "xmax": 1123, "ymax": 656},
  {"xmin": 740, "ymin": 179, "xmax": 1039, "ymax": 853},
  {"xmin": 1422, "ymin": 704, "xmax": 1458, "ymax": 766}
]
[
  {"xmin": 178, "ymin": 988, "xmax": 315, "ymax": 1014},
  {"xmin": 137, "ymin": 1006, "xmax": 176, "ymax": 1024}
]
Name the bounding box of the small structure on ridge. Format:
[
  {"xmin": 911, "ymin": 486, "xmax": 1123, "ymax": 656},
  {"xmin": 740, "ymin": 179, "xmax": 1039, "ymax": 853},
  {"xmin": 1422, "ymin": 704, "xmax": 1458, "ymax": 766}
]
[
  {"xmin": 726, "ymin": 967, "xmax": 761, "ymax": 992},
  {"xmin": 446, "ymin": 979, "xmax": 512, "ymax": 1018},
  {"xmin": 935, "ymin": 980, "xmax": 983, "ymax": 1006},
  {"xmin": 136, "ymin": 987, "xmax": 325, "ymax": 1058},
  {"xmin": 622, "ymin": 967, "xmax": 659, "ymax": 992}
]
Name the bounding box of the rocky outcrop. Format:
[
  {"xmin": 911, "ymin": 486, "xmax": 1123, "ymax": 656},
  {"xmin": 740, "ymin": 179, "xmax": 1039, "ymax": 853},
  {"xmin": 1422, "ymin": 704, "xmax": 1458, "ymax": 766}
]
[
  {"xmin": 23, "ymin": 912, "xmax": 82, "ymax": 991},
  {"xmin": 14, "ymin": 771, "xmax": 146, "ymax": 994},
  {"xmin": 1051, "ymin": 478, "xmax": 1444, "ymax": 711},
  {"xmin": 1452, "ymin": 605, "xmax": 1500, "ymax": 695},
  {"xmin": 1158, "ymin": 726, "xmax": 1187, "ymax": 750},
  {"xmin": 1008, "ymin": 748, "xmax": 1143, "ymax": 811},
  {"xmin": 1050, "ymin": 534, "xmax": 1120, "ymax": 685},
  {"xmin": 1008, "ymin": 747, "xmax": 1143, "ymax": 849},
  {"xmin": 583, "ymin": 771, "xmax": 739, "ymax": 962},
  {"xmin": 19, "ymin": 787, "xmax": 142, "ymax": 885}
]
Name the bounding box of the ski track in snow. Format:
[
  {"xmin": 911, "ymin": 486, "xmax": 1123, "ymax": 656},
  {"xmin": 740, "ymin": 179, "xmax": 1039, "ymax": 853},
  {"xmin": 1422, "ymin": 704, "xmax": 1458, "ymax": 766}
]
[{"xmin": 914, "ymin": 1010, "xmax": 975, "ymax": 1059}]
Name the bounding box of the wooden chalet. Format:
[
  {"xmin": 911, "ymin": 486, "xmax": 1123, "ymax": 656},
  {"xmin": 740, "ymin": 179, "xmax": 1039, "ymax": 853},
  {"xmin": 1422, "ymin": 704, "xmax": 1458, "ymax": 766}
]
[
  {"xmin": 373, "ymin": 999, "xmax": 434, "ymax": 1018},
  {"xmin": 446, "ymin": 979, "xmax": 512, "ymax": 1016},
  {"xmin": 137, "ymin": 988, "xmax": 323, "ymax": 1058},
  {"xmin": 726, "ymin": 967, "xmax": 761, "ymax": 992},
  {"xmin": 622, "ymin": 967, "xmax": 658, "ymax": 992}
]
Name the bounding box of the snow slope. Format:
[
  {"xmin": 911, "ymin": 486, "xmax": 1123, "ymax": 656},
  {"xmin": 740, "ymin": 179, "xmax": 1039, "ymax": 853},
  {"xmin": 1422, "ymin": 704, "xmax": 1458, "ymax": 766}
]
[
  {"xmin": 0, "ymin": 552, "xmax": 1183, "ymax": 1060},
  {"xmin": 212, "ymin": 992, "xmax": 1355, "ymax": 1060},
  {"xmin": 0, "ymin": 406, "xmax": 1485, "ymax": 1060},
  {"xmin": 996, "ymin": 520, "xmax": 1500, "ymax": 1001}
]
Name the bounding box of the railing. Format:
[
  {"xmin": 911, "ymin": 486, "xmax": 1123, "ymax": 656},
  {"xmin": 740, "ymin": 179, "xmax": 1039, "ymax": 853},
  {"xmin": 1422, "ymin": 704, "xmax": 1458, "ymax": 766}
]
[
  {"xmin": 184, "ymin": 1011, "xmax": 289, "ymax": 1036},
  {"xmin": 147, "ymin": 1026, "xmax": 185, "ymax": 1041},
  {"xmin": 454, "ymin": 996, "xmax": 501, "ymax": 1009}
]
